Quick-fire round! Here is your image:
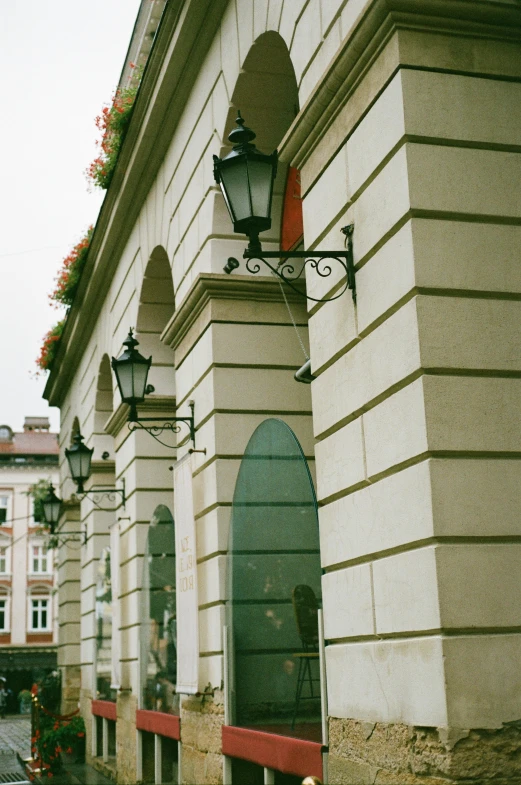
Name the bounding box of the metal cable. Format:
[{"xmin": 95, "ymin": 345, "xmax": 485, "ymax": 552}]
[{"xmin": 275, "ymin": 273, "xmax": 310, "ymax": 361}]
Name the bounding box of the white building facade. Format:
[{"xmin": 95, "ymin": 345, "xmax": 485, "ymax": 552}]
[
  {"xmin": 44, "ymin": 0, "xmax": 521, "ymax": 782},
  {"xmin": 0, "ymin": 417, "xmax": 59, "ymax": 701}
]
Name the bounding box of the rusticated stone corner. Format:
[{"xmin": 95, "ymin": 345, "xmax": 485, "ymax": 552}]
[
  {"xmin": 329, "ymin": 717, "xmax": 521, "ymax": 784},
  {"xmin": 181, "ymin": 690, "xmax": 224, "ymax": 785},
  {"xmin": 116, "ymin": 692, "xmax": 138, "ymax": 784}
]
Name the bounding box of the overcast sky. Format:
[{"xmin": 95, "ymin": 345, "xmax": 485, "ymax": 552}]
[{"xmin": 0, "ymin": 0, "xmax": 142, "ymax": 432}]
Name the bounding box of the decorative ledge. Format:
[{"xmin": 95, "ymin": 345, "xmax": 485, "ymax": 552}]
[
  {"xmin": 135, "ymin": 710, "xmax": 180, "ymax": 740},
  {"xmin": 222, "ymin": 725, "xmax": 324, "ymax": 780},
  {"xmin": 161, "ymin": 272, "xmax": 306, "ymax": 350},
  {"xmin": 91, "ymin": 699, "xmax": 117, "ymax": 721}
]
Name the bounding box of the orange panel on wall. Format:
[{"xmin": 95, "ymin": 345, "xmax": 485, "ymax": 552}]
[{"xmin": 281, "ymin": 167, "xmax": 303, "ymax": 252}]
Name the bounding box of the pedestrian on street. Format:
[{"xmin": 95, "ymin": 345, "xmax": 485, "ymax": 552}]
[{"xmin": 0, "ymin": 678, "xmax": 7, "ymax": 719}]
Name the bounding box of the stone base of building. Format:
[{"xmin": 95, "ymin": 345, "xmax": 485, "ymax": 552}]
[
  {"xmin": 180, "ymin": 691, "xmax": 224, "ymax": 785},
  {"xmin": 116, "ymin": 692, "xmax": 138, "ymax": 784},
  {"xmin": 329, "ymin": 718, "xmax": 521, "ymax": 784},
  {"xmin": 61, "ymin": 665, "xmax": 81, "ymax": 714},
  {"xmin": 81, "ymin": 690, "xmax": 95, "ymax": 766}
]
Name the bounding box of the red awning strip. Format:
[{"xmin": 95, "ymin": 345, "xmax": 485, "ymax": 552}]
[
  {"xmin": 91, "ymin": 699, "xmax": 117, "ymax": 721},
  {"xmin": 222, "ymin": 726, "xmax": 324, "ymax": 779},
  {"xmin": 135, "ymin": 709, "xmax": 180, "ymax": 740}
]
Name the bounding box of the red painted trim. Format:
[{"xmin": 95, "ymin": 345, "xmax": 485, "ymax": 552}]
[
  {"xmin": 91, "ymin": 700, "xmax": 116, "ymax": 721},
  {"xmin": 222, "ymin": 726, "xmax": 324, "ymax": 779},
  {"xmin": 136, "ymin": 710, "xmax": 180, "ymax": 740},
  {"xmin": 26, "ymin": 633, "xmax": 53, "ymax": 643},
  {"xmin": 280, "ymin": 167, "xmax": 304, "ymax": 252}
]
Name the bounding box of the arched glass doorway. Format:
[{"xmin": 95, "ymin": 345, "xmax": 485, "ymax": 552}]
[
  {"xmin": 228, "ymin": 418, "xmax": 322, "ymax": 740},
  {"xmin": 95, "ymin": 547, "xmax": 115, "ymax": 701},
  {"xmin": 140, "ymin": 505, "xmax": 178, "ymax": 715}
]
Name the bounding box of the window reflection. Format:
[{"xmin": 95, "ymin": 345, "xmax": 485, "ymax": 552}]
[
  {"xmin": 140, "ymin": 505, "xmax": 178, "ymax": 715},
  {"xmin": 229, "ymin": 418, "xmax": 322, "ymax": 740},
  {"xmin": 96, "ymin": 547, "xmax": 115, "ymax": 701}
]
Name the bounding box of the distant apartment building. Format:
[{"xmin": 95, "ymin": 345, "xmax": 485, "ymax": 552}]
[{"xmin": 0, "ymin": 417, "xmax": 59, "ymax": 699}]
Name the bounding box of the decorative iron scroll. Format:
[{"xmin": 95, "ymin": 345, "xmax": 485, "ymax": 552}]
[
  {"xmin": 127, "ymin": 403, "xmax": 196, "ymax": 449},
  {"xmin": 128, "ymin": 419, "xmax": 191, "ymax": 449},
  {"xmin": 223, "ymin": 225, "xmax": 356, "ymax": 304},
  {"xmin": 83, "ymin": 488, "xmax": 125, "ymax": 512}
]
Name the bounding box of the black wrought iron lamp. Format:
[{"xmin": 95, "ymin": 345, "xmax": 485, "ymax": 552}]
[
  {"xmin": 41, "ymin": 483, "xmax": 86, "ymax": 545},
  {"xmin": 65, "ymin": 432, "xmax": 126, "ymax": 511},
  {"xmin": 111, "ymin": 329, "xmax": 196, "ymax": 449},
  {"xmin": 213, "ymin": 112, "xmax": 356, "ymax": 304}
]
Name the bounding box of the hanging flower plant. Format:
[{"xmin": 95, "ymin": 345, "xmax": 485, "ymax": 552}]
[
  {"xmin": 50, "ymin": 227, "xmax": 93, "ymax": 308},
  {"xmin": 36, "ymin": 319, "xmax": 66, "ymax": 374},
  {"xmin": 86, "ymin": 77, "xmax": 139, "ymax": 190}
]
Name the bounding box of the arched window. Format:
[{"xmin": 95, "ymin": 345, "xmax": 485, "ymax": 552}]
[
  {"xmin": 140, "ymin": 505, "xmax": 178, "ymax": 715},
  {"xmin": 228, "ymin": 418, "xmax": 322, "ymax": 739},
  {"xmin": 95, "ymin": 547, "xmax": 114, "ymax": 701}
]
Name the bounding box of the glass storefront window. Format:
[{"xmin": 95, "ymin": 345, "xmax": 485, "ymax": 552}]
[
  {"xmin": 228, "ymin": 418, "xmax": 322, "ymax": 739},
  {"xmin": 140, "ymin": 505, "xmax": 178, "ymax": 715},
  {"xmin": 95, "ymin": 547, "xmax": 115, "ymax": 701}
]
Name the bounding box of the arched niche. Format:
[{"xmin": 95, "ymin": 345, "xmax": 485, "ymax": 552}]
[
  {"xmin": 140, "ymin": 505, "xmax": 178, "ymax": 715},
  {"xmin": 216, "ymin": 32, "xmax": 299, "ymax": 252},
  {"xmin": 94, "ymin": 354, "xmax": 114, "ymax": 459},
  {"xmin": 136, "ymin": 247, "xmax": 176, "ymax": 397},
  {"xmin": 95, "ymin": 547, "xmax": 115, "ymax": 701},
  {"xmin": 228, "ymin": 418, "xmax": 322, "ymax": 738}
]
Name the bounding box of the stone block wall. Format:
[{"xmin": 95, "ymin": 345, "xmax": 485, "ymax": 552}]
[
  {"xmin": 46, "ymin": 0, "xmax": 521, "ymax": 781},
  {"xmin": 180, "ymin": 693, "xmax": 225, "ymax": 785}
]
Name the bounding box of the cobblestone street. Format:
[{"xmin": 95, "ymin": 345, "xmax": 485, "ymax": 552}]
[{"xmin": 0, "ymin": 717, "xmax": 31, "ymax": 781}]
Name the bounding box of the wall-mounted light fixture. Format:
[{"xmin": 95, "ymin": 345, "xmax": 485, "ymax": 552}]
[
  {"xmin": 213, "ymin": 112, "xmax": 356, "ymax": 304},
  {"xmin": 65, "ymin": 432, "xmax": 126, "ymax": 511},
  {"xmin": 112, "ymin": 329, "xmax": 196, "ymax": 448},
  {"xmin": 41, "ymin": 483, "xmax": 86, "ymax": 545}
]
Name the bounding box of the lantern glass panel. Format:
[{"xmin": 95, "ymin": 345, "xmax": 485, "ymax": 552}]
[
  {"xmin": 131, "ymin": 361, "xmax": 150, "ymax": 402},
  {"xmin": 67, "ymin": 446, "xmax": 92, "ymax": 483},
  {"xmin": 115, "ymin": 361, "xmax": 136, "ymax": 402},
  {"xmin": 79, "ymin": 449, "xmax": 92, "ymax": 481},
  {"xmin": 43, "ymin": 498, "xmax": 61, "ymax": 526},
  {"xmin": 219, "ymin": 160, "xmax": 251, "ymax": 223},
  {"xmin": 247, "ymin": 158, "xmax": 273, "ymax": 219}
]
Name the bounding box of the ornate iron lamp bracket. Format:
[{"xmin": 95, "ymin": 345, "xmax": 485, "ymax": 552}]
[
  {"xmin": 128, "ymin": 401, "xmax": 196, "ymax": 449},
  {"xmin": 77, "ymin": 483, "xmax": 126, "ymax": 513},
  {"xmin": 223, "ymin": 225, "xmax": 356, "ymax": 304},
  {"xmin": 48, "ymin": 529, "xmax": 87, "ymax": 547}
]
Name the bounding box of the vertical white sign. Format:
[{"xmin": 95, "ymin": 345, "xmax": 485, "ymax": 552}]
[
  {"xmin": 109, "ymin": 520, "xmax": 121, "ymax": 690},
  {"xmin": 173, "ymin": 454, "xmax": 199, "ymax": 694}
]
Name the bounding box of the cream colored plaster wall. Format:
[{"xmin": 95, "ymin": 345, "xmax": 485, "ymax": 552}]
[
  {"xmin": 304, "ymin": 37, "xmax": 521, "ymax": 730},
  {"xmin": 55, "ymin": 0, "xmax": 341, "ymax": 725},
  {"xmin": 52, "ymin": 4, "xmax": 521, "ymax": 781}
]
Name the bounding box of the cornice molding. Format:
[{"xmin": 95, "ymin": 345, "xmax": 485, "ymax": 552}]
[
  {"xmin": 43, "ymin": 0, "xmax": 229, "ymax": 409},
  {"xmin": 90, "ymin": 460, "xmax": 116, "ymax": 476},
  {"xmin": 279, "ymin": 0, "xmax": 521, "ymax": 169},
  {"xmin": 104, "ymin": 404, "xmax": 129, "ymax": 439},
  {"xmin": 104, "ymin": 396, "xmax": 176, "ymax": 438},
  {"xmin": 161, "ymin": 273, "xmax": 306, "ymax": 350}
]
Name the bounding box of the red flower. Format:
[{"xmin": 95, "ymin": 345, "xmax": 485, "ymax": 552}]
[
  {"xmin": 66, "ymin": 747, "xmax": 73, "ymax": 754},
  {"xmin": 77, "ymin": 732, "xmax": 85, "ymax": 737}
]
